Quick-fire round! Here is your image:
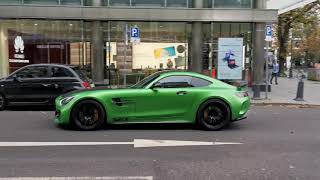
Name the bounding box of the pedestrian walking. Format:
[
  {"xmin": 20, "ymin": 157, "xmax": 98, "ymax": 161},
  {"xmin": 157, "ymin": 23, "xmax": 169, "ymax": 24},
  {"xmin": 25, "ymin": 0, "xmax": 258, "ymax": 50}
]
[{"xmin": 270, "ymin": 60, "xmax": 279, "ymax": 85}]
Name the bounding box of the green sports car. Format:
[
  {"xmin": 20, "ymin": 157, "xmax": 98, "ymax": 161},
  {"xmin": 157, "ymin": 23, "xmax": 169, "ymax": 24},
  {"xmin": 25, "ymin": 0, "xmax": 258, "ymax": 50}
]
[{"xmin": 54, "ymin": 71, "xmax": 250, "ymax": 131}]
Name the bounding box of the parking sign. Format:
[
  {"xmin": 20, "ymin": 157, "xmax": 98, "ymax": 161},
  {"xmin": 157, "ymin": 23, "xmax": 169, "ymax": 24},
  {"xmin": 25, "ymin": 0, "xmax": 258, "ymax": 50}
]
[
  {"xmin": 265, "ymin": 25, "xmax": 272, "ymax": 42},
  {"xmin": 131, "ymin": 27, "xmax": 139, "ymax": 38},
  {"xmin": 130, "ymin": 26, "xmax": 140, "ymax": 43}
]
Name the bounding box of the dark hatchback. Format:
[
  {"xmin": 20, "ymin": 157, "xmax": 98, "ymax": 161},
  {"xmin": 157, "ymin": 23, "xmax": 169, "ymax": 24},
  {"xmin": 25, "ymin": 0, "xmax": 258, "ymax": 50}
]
[{"xmin": 0, "ymin": 64, "xmax": 92, "ymax": 110}]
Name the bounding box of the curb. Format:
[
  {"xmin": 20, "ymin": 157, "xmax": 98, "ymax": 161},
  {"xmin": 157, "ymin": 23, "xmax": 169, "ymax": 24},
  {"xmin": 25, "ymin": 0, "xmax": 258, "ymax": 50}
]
[{"xmin": 251, "ymin": 102, "xmax": 320, "ymax": 108}]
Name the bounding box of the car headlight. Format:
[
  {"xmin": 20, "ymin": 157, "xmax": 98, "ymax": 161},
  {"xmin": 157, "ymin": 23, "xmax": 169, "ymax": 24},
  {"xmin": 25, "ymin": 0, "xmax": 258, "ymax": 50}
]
[
  {"xmin": 60, "ymin": 96, "xmax": 74, "ymax": 106},
  {"xmin": 235, "ymin": 92, "xmax": 249, "ymax": 98}
]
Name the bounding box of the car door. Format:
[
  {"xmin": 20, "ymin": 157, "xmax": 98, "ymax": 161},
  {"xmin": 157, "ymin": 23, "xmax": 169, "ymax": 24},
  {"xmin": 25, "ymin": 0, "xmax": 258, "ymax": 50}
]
[
  {"xmin": 133, "ymin": 75, "xmax": 196, "ymax": 122},
  {"xmin": 4, "ymin": 65, "xmax": 52, "ymax": 104}
]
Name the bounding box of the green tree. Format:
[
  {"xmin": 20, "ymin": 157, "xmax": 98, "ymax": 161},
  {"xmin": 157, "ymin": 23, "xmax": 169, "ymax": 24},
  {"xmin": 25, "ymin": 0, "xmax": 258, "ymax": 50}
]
[{"xmin": 277, "ymin": 0, "xmax": 320, "ymax": 73}]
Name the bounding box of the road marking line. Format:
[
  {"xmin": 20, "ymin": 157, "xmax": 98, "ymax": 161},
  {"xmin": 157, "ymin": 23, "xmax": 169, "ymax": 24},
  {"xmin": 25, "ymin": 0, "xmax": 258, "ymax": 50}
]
[
  {"xmin": 0, "ymin": 142, "xmax": 133, "ymax": 147},
  {"xmin": 0, "ymin": 177, "xmax": 153, "ymax": 180},
  {"xmin": 0, "ymin": 139, "xmax": 242, "ymax": 148}
]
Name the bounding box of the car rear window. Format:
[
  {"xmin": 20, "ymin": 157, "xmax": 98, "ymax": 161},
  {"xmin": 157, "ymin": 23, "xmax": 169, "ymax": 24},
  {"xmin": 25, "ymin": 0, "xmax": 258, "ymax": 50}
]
[{"xmin": 71, "ymin": 66, "xmax": 90, "ymax": 82}]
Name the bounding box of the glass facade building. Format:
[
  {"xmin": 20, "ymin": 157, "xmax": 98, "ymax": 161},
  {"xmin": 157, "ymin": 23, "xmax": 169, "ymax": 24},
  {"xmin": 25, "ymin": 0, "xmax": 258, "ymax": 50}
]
[
  {"xmin": 0, "ymin": 0, "xmax": 277, "ymax": 86},
  {"xmin": 0, "ymin": 0, "xmax": 253, "ymax": 8}
]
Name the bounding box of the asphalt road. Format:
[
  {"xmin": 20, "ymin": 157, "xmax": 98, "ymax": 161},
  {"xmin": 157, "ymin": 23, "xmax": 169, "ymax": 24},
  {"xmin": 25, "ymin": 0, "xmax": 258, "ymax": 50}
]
[{"xmin": 0, "ymin": 105, "xmax": 319, "ymax": 180}]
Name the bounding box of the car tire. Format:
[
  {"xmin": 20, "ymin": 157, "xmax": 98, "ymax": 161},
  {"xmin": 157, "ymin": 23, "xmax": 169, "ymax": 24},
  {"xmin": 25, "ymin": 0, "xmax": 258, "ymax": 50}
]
[
  {"xmin": 71, "ymin": 99, "xmax": 106, "ymax": 130},
  {"xmin": 0, "ymin": 94, "xmax": 6, "ymax": 111},
  {"xmin": 197, "ymin": 99, "xmax": 231, "ymax": 131}
]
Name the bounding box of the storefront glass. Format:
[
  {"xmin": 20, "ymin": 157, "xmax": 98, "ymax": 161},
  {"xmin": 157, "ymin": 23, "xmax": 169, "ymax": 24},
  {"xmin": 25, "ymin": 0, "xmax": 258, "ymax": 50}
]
[
  {"xmin": 0, "ymin": 19, "xmax": 90, "ymax": 75},
  {"xmin": 109, "ymin": 21, "xmax": 188, "ymax": 86},
  {"xmin": 204, "ymin": 22, "xmax": 253, "ymax": 81},
  {"xmin": 0, "ymin": 19, "xmax": 188, "ymax": 86},
  {"xmin": 0, "ymin": 19, "xmax": 252, "ymax": 84}
]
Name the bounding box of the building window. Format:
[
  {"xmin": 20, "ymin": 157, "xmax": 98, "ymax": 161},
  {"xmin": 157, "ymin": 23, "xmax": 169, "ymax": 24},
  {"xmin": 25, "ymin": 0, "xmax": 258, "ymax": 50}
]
[
  {"xmin": 60, "ymin": 0, "xmax": 82, "ymax": 5},
  {"xmin": 166, "ymin": 0, "xmax": 188, "ymax": 8},
  {"xmin": 203, "ymin": 0, "xmax": 212, "ymax": 8},
  {"xmin": 213, "ymin": 0, "xmax": 252, "ymax": 8},
  {"xmin": 0, "ymin": 0, "xmax": 21, "ymax": 4},
  {"xmin": 23, "ymin": 0, "xmax": 59, "ymax": 5},
  {"xmin": 131, "ymin": 0, "xmax": 165, "ymax": 7},
  {"xmin": 108, "ymin": 0, "xmax": 130, "ymax": 6}
]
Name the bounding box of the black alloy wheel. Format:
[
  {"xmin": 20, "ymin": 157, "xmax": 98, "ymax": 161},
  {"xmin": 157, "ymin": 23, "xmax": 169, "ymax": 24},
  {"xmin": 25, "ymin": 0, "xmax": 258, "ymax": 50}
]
[
  {"xmin": 197, "ymin": 99, "xmax": 231, "ymax": 130},
  {"xmin": 71, "ymin": 100, "xmax": 105, "ymax": 130},
  {"xmin": 0, "ymin": 94, "xmax": 5, "ymax": 111}
]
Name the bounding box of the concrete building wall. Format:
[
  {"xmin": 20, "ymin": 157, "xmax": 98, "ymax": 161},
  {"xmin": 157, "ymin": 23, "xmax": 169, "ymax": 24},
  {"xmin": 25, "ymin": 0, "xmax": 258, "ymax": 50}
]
[{"xmin": 0, "ymin": 24, "xmax": 9, "ymax": 78}]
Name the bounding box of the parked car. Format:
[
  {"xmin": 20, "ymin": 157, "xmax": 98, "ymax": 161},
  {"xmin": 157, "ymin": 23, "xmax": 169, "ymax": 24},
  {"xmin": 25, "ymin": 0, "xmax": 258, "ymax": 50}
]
[
  {"xmin": 54, "ymin": 71, "xmax": 250, "ymax": 131},
  {"xmin": 0, "ymin": 64, "xmax": 92, "ymax": 110}
]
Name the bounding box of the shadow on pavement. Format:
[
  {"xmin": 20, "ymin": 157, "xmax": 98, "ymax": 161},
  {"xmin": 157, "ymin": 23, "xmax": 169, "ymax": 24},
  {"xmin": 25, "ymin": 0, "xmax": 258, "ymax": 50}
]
[
  {"xmin": 5, "ymin": 106, "xmax": 55, "ymax": 111},
  {"xmin": 57, "ymin": 122, "xmax": 244, "ymax": 131}
]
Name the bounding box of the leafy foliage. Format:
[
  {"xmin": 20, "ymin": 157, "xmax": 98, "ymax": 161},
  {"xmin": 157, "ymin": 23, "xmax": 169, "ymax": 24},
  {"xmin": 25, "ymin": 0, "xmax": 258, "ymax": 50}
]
[{"xmin": 277, "ymin": 0, "xmax": 320, "ymax": 71}]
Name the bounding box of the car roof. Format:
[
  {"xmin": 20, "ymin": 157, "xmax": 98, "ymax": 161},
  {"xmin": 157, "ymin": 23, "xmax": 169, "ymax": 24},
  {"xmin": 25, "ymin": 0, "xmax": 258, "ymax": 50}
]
[
  {"xmin": 24, "ymin": 64, "xmax": 77, "ymax": 68},
  {"xmin": 158, "ymin": 71, "xmax": 214, "ymax": 82}
]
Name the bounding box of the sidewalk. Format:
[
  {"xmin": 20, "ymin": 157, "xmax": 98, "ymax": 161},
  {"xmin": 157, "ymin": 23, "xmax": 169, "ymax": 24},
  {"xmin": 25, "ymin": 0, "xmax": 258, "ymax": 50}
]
[{"xmin": 246, "ymin": 77, "xmax": 320, "ymax": 106}]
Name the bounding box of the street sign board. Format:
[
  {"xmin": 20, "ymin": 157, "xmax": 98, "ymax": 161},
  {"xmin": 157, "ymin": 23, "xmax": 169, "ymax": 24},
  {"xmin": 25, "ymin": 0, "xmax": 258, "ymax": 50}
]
[
  {"xmin": 265, "ymin": 25, "xmax": 272, "ymax": 42},
  {"xmin": 130, "ymin": 26, "xmax": 140, "ymax": 43},
  {"xmin": 131, "ymin": 27, "xmax": 139, "ymax": 38}
]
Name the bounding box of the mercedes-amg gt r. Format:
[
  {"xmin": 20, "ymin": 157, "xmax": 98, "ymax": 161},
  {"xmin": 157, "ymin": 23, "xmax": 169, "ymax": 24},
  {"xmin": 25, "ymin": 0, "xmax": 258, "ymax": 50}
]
[{"xmin": 55, "ymin": 71, "xmax": 250, "ymax": 130}]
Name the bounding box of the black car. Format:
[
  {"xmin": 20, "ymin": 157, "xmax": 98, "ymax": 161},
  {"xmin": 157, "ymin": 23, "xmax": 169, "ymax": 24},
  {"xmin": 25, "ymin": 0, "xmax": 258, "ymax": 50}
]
[{"xmin": 0, "ymin": 64, "xmax": 92, "ymax": 110}]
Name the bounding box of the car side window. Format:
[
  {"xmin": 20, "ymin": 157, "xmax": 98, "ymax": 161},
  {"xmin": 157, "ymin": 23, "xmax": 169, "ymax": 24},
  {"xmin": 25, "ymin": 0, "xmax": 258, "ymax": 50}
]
[
  {"xmin": 51, "ymin": 67, "xmax": 75, "ymax": 78},
  {"xmin": 190, "ymin": 77, "xmax": 212, "ymax": 87},
  {"xmin": 157, "ymin": 76, "xmax": 192, "ymax": 88},
  {"xmin": 15, "ymin": 66, "xmax": 49, "ymax": 79}
]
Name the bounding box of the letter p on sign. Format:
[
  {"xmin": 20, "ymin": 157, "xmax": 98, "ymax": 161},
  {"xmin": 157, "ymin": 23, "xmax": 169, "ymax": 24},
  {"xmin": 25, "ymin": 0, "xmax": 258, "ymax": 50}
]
[
  {"xmin": 265, "ymin": 25, "xmax": 272, "ymax": 42},
  {"xmin": 131, "ymin": 27, "xmax": 139, "ymax": 38}
]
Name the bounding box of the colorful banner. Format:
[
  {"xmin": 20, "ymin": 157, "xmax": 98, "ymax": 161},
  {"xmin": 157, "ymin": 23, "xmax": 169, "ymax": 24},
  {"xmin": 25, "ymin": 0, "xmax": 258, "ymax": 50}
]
[
  {"xmin": 217, "ymin": 38, "xmax": 244, "ymax": 80},
  {"xmin": 132, "ymin": 43, "xmax": 187, "ymax": 69},
  {"xmin": 154, "ymin": 46, "xmax": 176, "ymax": 59}
]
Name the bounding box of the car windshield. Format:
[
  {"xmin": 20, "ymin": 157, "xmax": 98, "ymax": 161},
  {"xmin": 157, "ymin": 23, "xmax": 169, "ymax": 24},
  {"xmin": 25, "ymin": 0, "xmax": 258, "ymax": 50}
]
[{"xmin": 130, "ymin": 72, "xmax": 162, "ymax": 89}]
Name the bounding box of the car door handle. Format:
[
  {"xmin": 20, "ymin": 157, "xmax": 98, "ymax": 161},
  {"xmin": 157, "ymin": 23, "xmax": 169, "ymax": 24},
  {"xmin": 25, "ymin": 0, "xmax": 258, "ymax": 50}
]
[
  {"xmin": 177, "ymin": 91, "xmax": 187, "ymax": 95},
  {"xmin": 42, "ymin": 84, "xmax": 51, "ymax": 87}
]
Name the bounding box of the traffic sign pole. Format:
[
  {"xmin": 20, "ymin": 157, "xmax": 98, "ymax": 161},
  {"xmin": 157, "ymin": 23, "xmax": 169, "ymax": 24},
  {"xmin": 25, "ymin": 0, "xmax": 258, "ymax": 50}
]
[
  {"xmin": 124, "ymin": 23, "xmax": 128, "ymax": 87},
  {"xmin": 265, "ymin": 25, "xmax": 273, "ymax": 99},
  {"xmin": 265, "ymin": 41, "xmax": 269, "ymax": 99}
]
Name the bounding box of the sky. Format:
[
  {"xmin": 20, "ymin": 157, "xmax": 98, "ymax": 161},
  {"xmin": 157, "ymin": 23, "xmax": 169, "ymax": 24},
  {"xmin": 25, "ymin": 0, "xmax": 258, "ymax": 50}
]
[{"xmin": 267, "ymin": 0, "xmax": 302, "ymax": 9}]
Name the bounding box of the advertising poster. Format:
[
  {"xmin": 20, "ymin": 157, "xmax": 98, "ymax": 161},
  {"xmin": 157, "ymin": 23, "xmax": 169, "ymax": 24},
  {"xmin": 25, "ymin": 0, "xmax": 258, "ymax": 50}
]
[
  {"xmin": 154, "ymin": 46, "xmax": 176, "ymax": 59},
  {"xmin": 217, "ymin": 38, "xmax": 244, "ymax": 80},
  {"xmin": 132, "ymin": 43, "xmax": 187, "ymax": 69}
]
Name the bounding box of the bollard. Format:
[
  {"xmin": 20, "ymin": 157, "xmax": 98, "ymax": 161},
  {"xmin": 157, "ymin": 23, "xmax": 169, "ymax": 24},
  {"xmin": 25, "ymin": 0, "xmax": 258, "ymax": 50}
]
[
  {"xmin": 294, "ymin": 81, "xmax": 304, "ymax": 101},
  {"xmin": 289, "ymin": 67, "xmax": 293, "ymax": 78},
  {"xmin": 294, "ymin": 70, "xmax": 305, "ymax": 101},
  {"xmin": 252, "ymin": 84, "xmax": 262, "ymax": 100}
]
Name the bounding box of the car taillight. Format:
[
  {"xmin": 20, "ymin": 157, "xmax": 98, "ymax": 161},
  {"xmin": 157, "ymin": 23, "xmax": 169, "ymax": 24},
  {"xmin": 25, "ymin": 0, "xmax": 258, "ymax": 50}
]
[
  {"xmin": 236, "ymin": 92, "xmax": 249, "ymax": 98},
  {"xmin": 82, "ymin": 82, "xmax": 91, "ymax": 89}
]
